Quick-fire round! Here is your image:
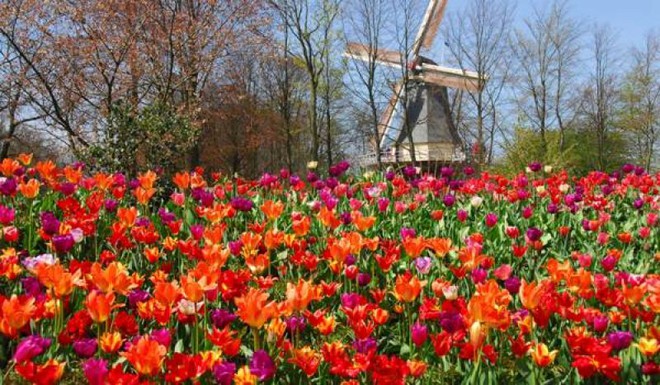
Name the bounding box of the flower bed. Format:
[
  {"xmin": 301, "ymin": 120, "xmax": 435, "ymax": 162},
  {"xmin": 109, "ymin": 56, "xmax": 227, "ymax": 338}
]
[{"xmin": 0, "ymin": 156, "xmax": 658, "ymax": 384}]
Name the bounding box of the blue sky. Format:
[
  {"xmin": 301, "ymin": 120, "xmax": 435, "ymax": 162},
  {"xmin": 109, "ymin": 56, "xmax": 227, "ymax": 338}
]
[{"xmin": 446, "ymin": 0, "xmax": 659, "ymax": 49}]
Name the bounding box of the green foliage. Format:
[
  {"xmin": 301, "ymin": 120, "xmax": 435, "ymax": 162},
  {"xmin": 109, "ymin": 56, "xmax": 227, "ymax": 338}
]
[
  {"xmin": 494, "ymin": 127, "xmax": 630, "ymax": 176},
  {"xmin": 81, "ymin": 101, "xmax": 198, "ymax": 177}
]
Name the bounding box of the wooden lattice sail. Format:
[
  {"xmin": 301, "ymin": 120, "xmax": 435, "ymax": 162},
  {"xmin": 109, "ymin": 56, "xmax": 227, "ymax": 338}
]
[{"xmin": 345, "ymin": 0, "xmax": 486, "ymax": 167}]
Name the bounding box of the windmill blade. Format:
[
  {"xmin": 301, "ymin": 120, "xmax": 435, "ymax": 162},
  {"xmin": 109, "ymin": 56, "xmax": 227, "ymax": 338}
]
[
  {"xmin": 415, "ymin": 63, "xmax": 485, "ymax": 92},
  {"xmin": 345, "ymin": 42, "xmax": 403, "ymax": 68},
  {"xmin": 412, "ymin": 0, "xmax": 447, "ymax": 58},
  {"xmin": 378, "ymin": 82, "xmax": 403, "ymax": 148},
  {"xmin": 421, "ymin": 0, "xmax": 448, "ymax": 50}
]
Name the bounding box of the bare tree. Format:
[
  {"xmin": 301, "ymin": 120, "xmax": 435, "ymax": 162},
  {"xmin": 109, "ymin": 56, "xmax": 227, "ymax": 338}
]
[
  {"xmin": 444, "ymin": 0, "xmax": 514, "ymax": 166},
  {"xmin": 270, "ymin": 0, "xmax": 340, "ymax": 166},
  {"xmin": 343, "ymin": 0, "xmax": 390, "ymax": 167},
  {"xmin": 619, "ymin": 31, "xmax": 660, "ymax": 171},
  {"xmin": 579, "ymin": 25, "xmax": 620, "ymax": 170},
  {"xmin": 511, "ymin": 0, "xmax": 582, "ymax": 155}
]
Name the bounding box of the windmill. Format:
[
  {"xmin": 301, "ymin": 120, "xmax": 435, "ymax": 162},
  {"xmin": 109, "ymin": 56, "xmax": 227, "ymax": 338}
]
[{"xmin": 345, "ymin": 0, "xmax": 485, "ymax": 169}]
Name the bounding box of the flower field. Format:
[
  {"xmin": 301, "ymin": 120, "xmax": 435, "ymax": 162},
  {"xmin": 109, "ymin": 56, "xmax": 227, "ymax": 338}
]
[{"xmin": 0, "ymin": 156, "xmax": 658, "ymax": 384}]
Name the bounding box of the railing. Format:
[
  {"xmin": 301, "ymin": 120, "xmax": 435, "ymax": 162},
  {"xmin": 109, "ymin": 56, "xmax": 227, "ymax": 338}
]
[{"xmin": 353, "ymin": 146, "xmax": 467, "ymax": 168}]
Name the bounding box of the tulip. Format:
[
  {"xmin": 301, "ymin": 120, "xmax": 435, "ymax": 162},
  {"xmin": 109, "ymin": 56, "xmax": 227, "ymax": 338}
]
[
  {"xmin": 83, "ymin": 358, "xmax": 108, "ymax": 385},
  {"xmin": 73, "ymin": 338, "xmax": 98, "ymax": 358},
  {"xmin": 411, "ymin": 322, "xmax": 428, "ymax": 347},
  {"xmin": 52, "ymin": 234, "xmax": 75, "ymax": 254},
  {"xmin": 13, "ymin": 335, "xmax": 51, "ymax": 363},
  {"xmin": 250, "ymin": 350, "xmax": 276, "ymax": 381},
  {"xmin": 608, "ymin": 331, "xmax": 634, "ymax": 351},
  {"xmin": 485, "ymin": 213, "xmax": 498, "ymax": 228},
  {"xmin": 531, "ymin": 342, "xmax": 558, "ymax": 367}
]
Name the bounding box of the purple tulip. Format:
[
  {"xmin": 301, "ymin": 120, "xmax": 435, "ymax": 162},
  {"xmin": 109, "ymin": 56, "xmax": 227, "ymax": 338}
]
[
  {"xmin": 52, "ymin": 234, "xmax": 75, "ymax": 254},
  {"xmin": 504, "ymin": 276, "xmax": 521, "ymax": 295},
  {"xmin": 228, "ymin": 240, "xmax": 243, "ymax": 256},
  {"xmin": 457, "ymin": 209, "xmax": 468, "ymax": 222},
  {"xmin": 593, "ymin": 315, "xmax": 609, "ymax": 333},
  {"xmin": 414, "ymin": 257, "xmax": 432, "ymax": 275},
  {"xmin": 608, "ymin": 331, "xmax": 633, "ymax": 351},
  {"xmin": 0, "ymin": 205, "xmax": 15, "ymax": 224},
  {"xmin": 440, "ymin": 312, "xmax": 463, "ymax": 333},
  {"xmin": 485, "ymin": 213, "xmax": 498, "ymax": 228},
  {"xmin": 150, "ymin": 328, "xmax": 171, "ymax": 347},
  {"xmin": 0, "ymin": 178, "xmax": 17, "ymax": 196},
  {"xmin": 73, "ymin": 338, "xmax": 97, "ymax": 358},
  {"xmin": 230, "ymin": 196, "xmax": 253, "ymax": 212},
  {"xmin": 528, "ymin": 161, "xmax": 542, "ymax": 172},
  {"xmin": 411, "ymin": 322, "xmax": 428, "ymax": 347},
  {"xmin": 377, "ymin": 197, "xmax": 390, "ymax": 212},
  {"xmin": 128, "ymin": 289, "xmax": 150, "ymax": 309},
  {"xmin": 353, "ymin": 337, "xmax": 377, "ymax": 353},
  {"xmin": 13, "ymin": 335, "xmax": 51, "ymax": 363},
  {"xmin": 526, "ymin": 227, "xmax": 543, "ymax": 242},
  {"xmin": 211, "ymin": 309, "xmax": 237, "ymax": 329},
  {"xmin": 471, "ymin": 268, "xmax": 487, "ymax": 284},
  {"xmin": 285, "ymin": 316, "xmax": 306, "ymax": 334},
  {"xmin": 357, "ymin": 272, "xmax": 371, "ymax": 286},
  {"xmin": 213, "ymin": 361, "xmax": 237, "ymax": 385},
  {"xmin": 443, "ymin": 194, "xmax": 455, "ymax": 207},
  {"xmin": 250, "ymin": 350, "xmax": 276, "ymax": 381},
  {"xmin": 83, "ymin": 358, "xmax": 108, "ymax": 385},
  {"xmin": 40, "ymin": 212, "xmax": 60, "ymax": 235}
]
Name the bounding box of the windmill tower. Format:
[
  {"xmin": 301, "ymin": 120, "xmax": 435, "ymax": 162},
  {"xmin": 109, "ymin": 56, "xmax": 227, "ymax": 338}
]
[{"xmin": 346, "ymin": 0, "xmax": 485, "ymax": 169}]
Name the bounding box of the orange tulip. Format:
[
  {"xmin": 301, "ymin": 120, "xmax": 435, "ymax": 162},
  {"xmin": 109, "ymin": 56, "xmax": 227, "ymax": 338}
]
[
  {"xmin": 622, "ymin": 283, "xmax": 647, "ymax": 306},
  {"xmin": 467, "ymin": 279, "xmax": 512, "ymax": 330},
  {"xmin": 427, "ymin": 237, "xmax": 452, "ymax": 258},
  {"xmin": 85, "ymin": 290, "xmax": 119, "ymax": 323},
  {"xmin": 0, "ymin": 158, "xmax": 20, "ymax": 176},
  {"xmin": 317, "ymin": 207, "xmax": 341, "ymax": 229},
  {"xmin": 531, "ymin": 342, "xmax": 558, "ymax": 367},
  {"xmin": 352, "ymin": 211, "xmax": 376, "ymax": 231},
  {"xmin": 1, "ymin": 295, "xmax": 36, "ymax": 331},
  {"xmin": 172, "ymin": 172, "xmax": 190, "ymax": 190},
  {"xmin": 240, "ymin": 232, "xmax": 262, "ymax": 258},
  {"xmin": 100, "ymin": 331, "xmax": 123, "ymax": 353},
  {"xmin": 402, "ymin": 236, "xmax": 426, "ymax": 258},
  {"xmin": 88, "ymin": 262, "xmax": 137, "ymax": 295},
  {"xmin": 519, "ymin": 279, "xmax": 550, "ymax": 310},
  {"xmin": 234, "ymin": 288, "xmax": 278, "ymax": 329},
  {"xmin": 234, "ymin": 366, "xmax": 257, "ymax": 385},
  {"xmin": 18, "ymin": 179, "xmax": 41, "ymax": 199},
  {"xmin": 288, "ymin": 346, "xmax": 321, "ymax": 377},
  {"xmin": 17, "ymin": 153, "xmax": 33, "ymax": 166},
  {"xmin": 154, "ymin": 280, "xmax": 181, "ymax": 306},
  {"xmin": 34, "ymin": 263, "xmax": 82, "ymax": 298},
  {"xmin": 261, "ymin": 200, "xmax": 284, "ymax": 220},
  {"xmin": 407, "ymin": 360, "xmax": 428, "ymax": 377},
  {"xmin": 122, "ymin": 336, "xmax": 167, "ymax": 376},
  {"xmin": 285, "ymin": 279, "xmax": 320, "ymax": 314},
  {"xmin": 393, "ymin": 271, "xmax": 425, "ymax": 302}
]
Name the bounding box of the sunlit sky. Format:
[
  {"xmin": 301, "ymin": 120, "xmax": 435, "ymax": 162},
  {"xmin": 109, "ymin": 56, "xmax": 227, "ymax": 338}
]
[{"xmin": 445, "ymin": 0, "xmax": 659, "ymax": 49}]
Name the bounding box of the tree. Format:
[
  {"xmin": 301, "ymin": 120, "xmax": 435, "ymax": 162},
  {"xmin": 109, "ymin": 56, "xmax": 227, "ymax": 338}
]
[
  {"xmin": 511, "ymin": 0, "xmax": 582, "ymax": 155},
  {"xmin": 618, "ymin": 31, "xmax": 660, "ymax": 171},
  {"xmin": 270, "ymin": 0, "xmax": 340, "ymax": 166},
  {"xmin": 444, "ymin": 0, "xmax": 514, "ymax": 166},
  {"xmin": 343, "ymin": 0, "xmax": 390, "ymax": 167},
  {"xmin": 0, "ymin": 0, "xmax": 269, "ymax": 162},
  {"xmin": 578, "ymin": 25, "xmax": 622, "ymax": 171}
]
